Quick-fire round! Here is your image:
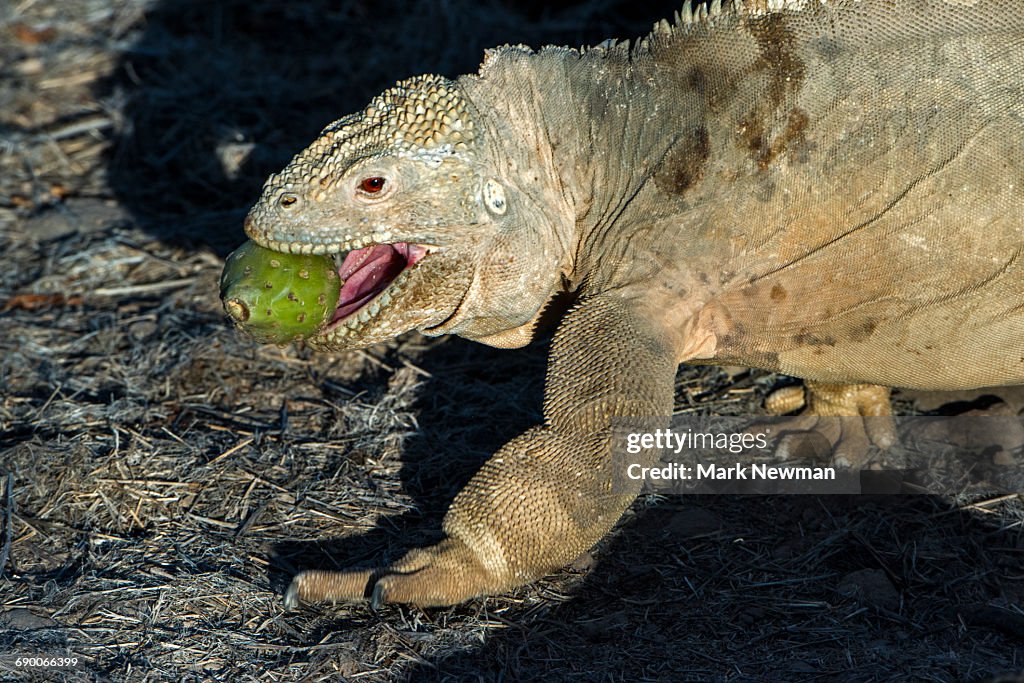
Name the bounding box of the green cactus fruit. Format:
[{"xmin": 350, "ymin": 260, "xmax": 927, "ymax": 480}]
[{"xmin": 220, "ymin": 241, "xmax": 340, "ymax": 343}]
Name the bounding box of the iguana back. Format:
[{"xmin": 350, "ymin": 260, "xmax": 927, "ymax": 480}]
[
  {"xmin": 468, "ymin": 0, "xmax": 1024, "ymax": 389},
  {"xmin": 649, "ymin": 0, "xmax": 1024, "ymax": 389}
]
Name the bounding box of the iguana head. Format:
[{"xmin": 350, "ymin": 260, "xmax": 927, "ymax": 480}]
[{"xmin": 244, "ymin": 73, "xmax": 566, "ymax": 351}]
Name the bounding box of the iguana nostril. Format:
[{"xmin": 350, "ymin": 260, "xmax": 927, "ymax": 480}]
[{"xmin": 279, "ymin": 193, "xmax": 299, "ymax": 209}]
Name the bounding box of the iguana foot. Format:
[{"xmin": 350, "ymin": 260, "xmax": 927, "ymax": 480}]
[
  {"xmin": 284, "ymin": 537, "xmax": 501, "ymax": 609},
  {"xmin": 763, "ymin": 381, "xmax": 896, "ymax": 467}
]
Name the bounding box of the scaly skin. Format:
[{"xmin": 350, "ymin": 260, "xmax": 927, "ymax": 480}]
[{"xmin": 240, "ymin": 0, "xmax": 1024, "ymax": 607}]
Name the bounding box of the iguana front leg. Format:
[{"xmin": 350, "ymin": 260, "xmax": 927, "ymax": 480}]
[{"xmin": 285, "ymin": 296, "xmax": 677, "ymax": 608}]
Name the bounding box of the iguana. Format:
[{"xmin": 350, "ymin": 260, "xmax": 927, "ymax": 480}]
[{"xmin": 234, "ymin": 0, "xmax": 1024, "ymax": 608}]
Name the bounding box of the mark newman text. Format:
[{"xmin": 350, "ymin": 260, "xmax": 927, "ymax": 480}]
[{"xmin": 627, "ymin": 462, "xmax": 837, "ymax": 481}]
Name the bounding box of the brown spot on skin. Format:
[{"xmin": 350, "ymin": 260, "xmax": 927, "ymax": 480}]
[
  {"xmin": 785, "ymin": 108, "xmax": 810, "ymax": 149},
  {"xmin": 849, "ymin": 319, "xmax": 878, "ymax": 342},
  {"xmin": 795, "ymin": 330, "xmax": 836, "ymax": 347},
  {"xmin": 687, "ymin": 67, "xmax": 706, "ymax": 95},
  {"xmin": 747, "ymin": 13, "xmax": 806, "ymax": 110},
  {"xmin": 738, "ymin": 111, "xmax": 770, "ymax": 169},
  {"xmin": 740, "ymin": 107, "xmax": 812, "ymax": 171},
  {"xmin": 770, "ymin": 107, "xmax": 812, "ymax": 164},
  {"xmin": 770, "ymin": 284, "xmax": 787, "ymax": 302},
  {"xmin": 654, "ymin": 126, "xmax": 711, "ymax": 196},
  {"xmin": 738, "ymin": 15, "xmax": 810, "ymax": 172}
]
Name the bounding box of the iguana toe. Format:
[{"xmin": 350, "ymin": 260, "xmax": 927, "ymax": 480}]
[
  {"xmin": 764, "ymin": 382, "xmax": 897, "ymax": 467},
  {"xmin": 284, "ymin": 568, "xmax": 375, "ymax": 609}
]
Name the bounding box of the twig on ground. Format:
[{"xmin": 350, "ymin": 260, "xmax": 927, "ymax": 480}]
[{"xmin": 0, "ymin": 472, "xmax": 13, "ymax": 579}]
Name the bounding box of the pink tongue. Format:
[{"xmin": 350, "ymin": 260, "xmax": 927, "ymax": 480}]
[{"xmin": 335, "ymin": 244, "xmax": 409, "ymax": 319}]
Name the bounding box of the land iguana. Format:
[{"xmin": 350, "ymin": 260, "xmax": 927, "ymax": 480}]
[{"xmin": 230, "ymin": 0, "xmax": 1024, "ymax": 607}]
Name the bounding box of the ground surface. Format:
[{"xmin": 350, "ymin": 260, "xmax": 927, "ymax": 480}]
[{"xmin": 1, "ymin": 1, "xmax": 1022, "ymax": 681}]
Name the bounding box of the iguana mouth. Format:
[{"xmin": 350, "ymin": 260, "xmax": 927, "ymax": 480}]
[{"xmin": 330, "ymin": 242, "xmax": 430, "ymax": 325}]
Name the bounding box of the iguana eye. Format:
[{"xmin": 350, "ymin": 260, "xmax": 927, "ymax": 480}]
[{"xmin": 359, "ymin": 177, "xmax": 386, "ymax": 194}]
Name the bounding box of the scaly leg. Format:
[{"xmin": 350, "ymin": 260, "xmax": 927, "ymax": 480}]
[{"xmin": 286, "ymin": 295, "xmax": 677, "ymax": 608}]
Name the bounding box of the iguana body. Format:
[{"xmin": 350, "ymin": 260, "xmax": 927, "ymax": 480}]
[{"xmin": 239, "ymin": 0, "xmax": 1024, "ymax": 607}]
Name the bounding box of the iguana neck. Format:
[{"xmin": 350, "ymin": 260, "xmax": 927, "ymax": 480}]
[{"xmin": 458, "ymin": 14, "xmax": 766, "ymax": 295}]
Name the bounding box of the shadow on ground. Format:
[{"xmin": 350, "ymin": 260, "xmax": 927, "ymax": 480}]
[{"xmin": 406, "ymin": 494, "xmax": 1024, "ymax": 681}]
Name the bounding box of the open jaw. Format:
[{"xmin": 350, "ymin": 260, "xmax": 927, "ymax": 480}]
[{"xmin": 330, "ymin": 242, "xmax": 431, "ymax": 325}]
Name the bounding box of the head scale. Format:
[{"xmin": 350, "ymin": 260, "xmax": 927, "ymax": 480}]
[
  {"xmin": 247, "ymin": 74, "xmax": 481, "ymax": 245},
  {"xmin": 304, "ymin": 74, "xmax": 477, "ymax": 191}
]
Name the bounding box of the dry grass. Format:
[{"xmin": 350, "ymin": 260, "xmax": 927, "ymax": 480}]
[{"xmin": 1, "ymin": 1, "xmax": 1022, "ymax": 681}]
